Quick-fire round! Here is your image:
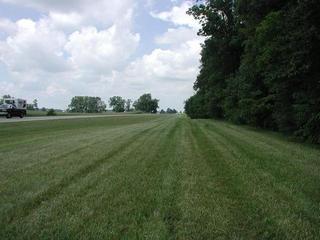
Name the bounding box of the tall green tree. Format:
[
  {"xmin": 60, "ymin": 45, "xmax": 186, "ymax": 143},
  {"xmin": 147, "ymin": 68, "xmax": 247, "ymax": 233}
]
[
  {"xmin": 125, "ymin": 99, "xmax": 132, "ymax": 112},
  {"xmin": 166, "ymin": 108, "xmax": 178, "ymax": 114},
  {"xmin": 68, "ymin": 96, "xmax": 106, "ymax": 113},
  {"xmin": 109, "ymin": 96, "xmax": 126, "ymax": 112},
  {"xmin": 185, "ymin": 0, "xmax": 320, "ymax": 143},
  {"xmin": 187, "ymin": 0, "xmax": 243, "ymax": 118},
  {"xmin": 33, "ymin": 99, "xmax": 38, "ymax": 110},
  {"xmin": 134, "ymin": 94, "xmax": 159, "ymax": 113}
]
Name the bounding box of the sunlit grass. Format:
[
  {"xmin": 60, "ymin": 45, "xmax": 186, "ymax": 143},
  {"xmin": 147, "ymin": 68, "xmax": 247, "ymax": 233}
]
[{"xmin": 0, "ymin": 115, "xmax": 319, "ymax": 239}]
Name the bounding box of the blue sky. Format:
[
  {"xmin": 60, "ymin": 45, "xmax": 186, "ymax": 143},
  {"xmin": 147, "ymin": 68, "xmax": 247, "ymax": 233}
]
[{"xmin": 0, "ymin": 0, "xmax": 202, "ymax": 110}]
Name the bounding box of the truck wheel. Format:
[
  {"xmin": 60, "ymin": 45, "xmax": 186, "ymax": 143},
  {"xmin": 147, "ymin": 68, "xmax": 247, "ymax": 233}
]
[
  {"xmin": 6, "ymin": 113, "xmax": 12, "ymax": 118},
  {"xmin": 20, "ymin": 113, "xmax": 24, "ymax": 118}
]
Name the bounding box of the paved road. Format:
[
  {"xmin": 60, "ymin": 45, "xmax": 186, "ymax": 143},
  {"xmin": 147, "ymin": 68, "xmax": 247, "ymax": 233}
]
[{"xmin": 0, "ymin": 114, "xmax": 140, "ymax": 123}]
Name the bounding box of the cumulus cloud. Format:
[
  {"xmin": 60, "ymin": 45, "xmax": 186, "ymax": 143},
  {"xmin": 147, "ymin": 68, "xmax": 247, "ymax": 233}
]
[
  {"xmin": 126, "ymin": 39, "xmax": 201, "ymax": 82},
  {"xmin": 155, "ymin": 26, "xmax": 198, "ymax": 46},
  {"xmin": 0, "ymin": 18, "xmax": 17, "ymax": 36},
  {"xmin": 0, "ymin": 0, "xmax": 202, "ymax": 110},
  {"xmin": 0, "ymin": 1, "xmax": 139, "ymax": 75},
  {"xmin": 0, "ymin": 0, "xmax": 90, "ymax": 11},
  {"xmin": 121, "ymin": 36, "xmax": 201, "ymax": 110},
  {"xmin": 47, "ymin": 12, "xmax": 83, "ymax": 32},
  {"xmin": 121, "ymin": 45, "xmax": 199, "ymax": 109},
  {"xmin": 148, "ymin": 1, "xmax": 203, "ymax": 81},
  {"xmin": 151, "ymin": 1, "xmax": 200, "ymax": 30},
  {"xmin": 0, "ymin": 0, "xmax": 141, "ymax": 108},
  {"xmin": 0, "ymin": 18, "xmax": 69, "ymax": 73},
  {"xmin": 129, "ymin": 0, "xmax": 202, "ymax": 109},
  {"xmin": 123, "ymin": 14, "xmax": 203, "ymax": 109},
  {"xmin": 65, "ymin": 25, "xmax": 140, "ymax": 74},
  {"xmin": 1, "ymin": 0, "xmax": 135, "ymax": 27}
]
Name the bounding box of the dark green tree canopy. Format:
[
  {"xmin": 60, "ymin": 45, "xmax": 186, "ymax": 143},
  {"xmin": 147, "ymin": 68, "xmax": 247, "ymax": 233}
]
[
  {"xmin": 185, "ymin": 0, "xmax": 320, "ymax": 143},
  {"xmin": 134, "ymin": 93, "xmax": 159, "ymax": 113},
  {"xmin": 109, "ymin": 96, "xmax": 126, "ymax": 112},
  {"xmin": 33, "ymin": 99, "xmax": 38, "ymax": 110},
  {"xmin": 125, "ymin": 99, "xmax": 133, "ymax": 112},
  {"xmin": 68, "ymin": 96, "xmax": 106, "ymax": 113},
  {"xmin": 166, "ymin": 108, "xmax": 178, "ymax": 114},
  {"xmin": 46, "ymin": 109, "xmax": 56, "ymax": 116}
]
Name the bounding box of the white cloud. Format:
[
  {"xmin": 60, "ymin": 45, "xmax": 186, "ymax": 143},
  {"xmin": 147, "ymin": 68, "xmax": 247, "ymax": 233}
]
[
  {"xmin": 45, "ymin": 82, "xmax": 68, "ymax": 96},
  {"xmin": 0, "ymin": 19, "xmax": 69, "ymax": 73},
  {"xmin": 126, "ymin": 39, "xmax": 201, "ymax": 83},
  {"xmin": 0, "ymin": 0, "xmax": 202, "ymax": 111},
  {"xmin": 65, "ymin": 24, "xmax": 140, "ymax": 74},
  {"xmin": 124, "ymin": 0, "xmax": 203, "ymax": 110},
  {"xmin": 1, "ymin": 0, "xmax": 127, "ymax": 14},
  {"xmin": 155, "ymin": 26, "xmax": 198, "ymax": 45},
  {"xmin": 0, "ymin": 18, "xmax": 17, "ymax": 36},
  {"xmin": 0, "ymin": 0, "xmax": 141, "ymax": 109},
  {"xmin": 146, "ymin": 0, "xmax": 203, "ymax": 84},
  {"xmin": 47, "ymin": 12, "xmax": 83, "ymax": 32},
  {"xmin": 1, "ymin": 0, "xmax": 135, "ymax": 27},
  {"xmin": 121, "ymin": 37, "xmax": 201, "ymax": 110},
  {"xmin": 151, "ymin": 1, "xmax": 200, "ymax": 30},
  {"xmin": 1, "ymin": 0, "xmax": 90, "ymax": 11},
  {"xmin": 0, "ymin": 0, "xmax": 139, "ymax": 74}
]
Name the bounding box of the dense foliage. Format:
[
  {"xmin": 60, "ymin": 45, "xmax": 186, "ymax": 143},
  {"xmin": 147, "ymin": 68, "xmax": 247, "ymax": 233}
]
[
  {"xmin": 46, "ymin": 109, "xmax": 56, "ymax": 116},
  {"xmin": 125, "ymin": 99, "xmax": 133, "ymax": 112},
  {"xmin": 160, "ymin": 108, "xmax": 178, "ymax": 114},
  {"xmin": 133, "ymin": 93, "xmax": 159, "ymax": 113},
  {"xmin": 166, "ymin": 108, "xmax": 178, "ymax": 114},
  {"xmin": 185, "ymin": 0, "xmax": 320, "ymax": 143},
  {"xmin": 109, "ymin": 96, "xmax": 126, "ymax": 112},
  {"xmin": 68, "ymin": 96, "xmax": 106, "ymax": 113}
]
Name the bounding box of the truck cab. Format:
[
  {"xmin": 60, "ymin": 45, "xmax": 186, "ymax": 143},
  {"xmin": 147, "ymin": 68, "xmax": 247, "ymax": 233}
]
[{"xmin": 0, "ymin": 97, "xmax": 27, "ymax": 118}]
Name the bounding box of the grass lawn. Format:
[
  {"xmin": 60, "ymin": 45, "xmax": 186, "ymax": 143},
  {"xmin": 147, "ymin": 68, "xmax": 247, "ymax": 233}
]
[
  {"xmin": 26, "ymin": 110, "xmax": 135, "ymax": 117},
  {"xmin": 0, "ymin": 115, "xmax": 319, "ymax": 239}
]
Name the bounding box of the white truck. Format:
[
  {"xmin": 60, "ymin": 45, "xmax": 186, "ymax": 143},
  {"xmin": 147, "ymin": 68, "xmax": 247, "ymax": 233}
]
[{"xmin": 0, "ymin": 97, "xmax": 27, "ymax": 118}]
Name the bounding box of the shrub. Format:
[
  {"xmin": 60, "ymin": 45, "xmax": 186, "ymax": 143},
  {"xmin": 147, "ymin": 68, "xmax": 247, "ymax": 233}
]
[{"xmin": 47, "ymin": 109, "xmax": 57, "ymax": 116}]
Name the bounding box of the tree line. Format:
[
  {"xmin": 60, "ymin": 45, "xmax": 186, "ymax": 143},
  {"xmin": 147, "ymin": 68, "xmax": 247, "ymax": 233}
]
[
  {"xmin": 2, "ymin": 93, "xmax": 164, "ymax": 114},
  {"xmin": 160, "ymin": 108, "xmax": 178, "ymax": 114},
  {"xmin": 185, "ymin": 0, "xmax": 320, "ymax": 143},
  {"xmin": 68, "ymin": 93, "xmax": 159, "ymax": 113}
]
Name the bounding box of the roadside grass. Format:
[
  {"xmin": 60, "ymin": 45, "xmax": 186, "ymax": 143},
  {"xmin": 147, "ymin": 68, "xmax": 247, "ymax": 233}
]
[
  {"xmin": 0, "ymin": 115, "xmax": 319, "ymax": 239},
  {"xmin": 26, "ymin": 110, "xmax": 138, "ymax": 117}
]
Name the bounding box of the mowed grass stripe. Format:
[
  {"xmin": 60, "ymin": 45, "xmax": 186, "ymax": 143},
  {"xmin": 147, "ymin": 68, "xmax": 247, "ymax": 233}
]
[
  {"xmin": 176, "ymin": 119, "xmax": 254, "ymax": 239},
  {"xmin": 4, "ymin": 116, "xmax": 182, "ymax": 239},
  {"xmin": 0, "ymin": 116, "xmax": 164, "ymax": 190},
  {"xmin": 201, "ymin": 120, "xmax": 320, "ymax": 209},
  {"xmin": 194, "ymin": 121, "xmax": 289, "ymax": 239},
  {"xmin": 136, "ymin": 116, "xmax": 184, "ymax": 239},
  {"xmin": 0, "ymin": 116, "xmax": 180, "ymax": 238},
  {"xmin": 0, "ymin": 115, "xmax": 160, "ymax": 151},
  {"xmin": 175, "ymin": 118, "xmax": 226, "ymax": 239},
  {"xmin": 0, "ymin": 116, "xmax": 164, "ymax": 178},
  {"xmin": 0, "ymin": 116, "xmax": 166, "ymax": 217},
  {"xmin": 205, "ymin": 120, "xmax": 320, "ymax": 179},
  {"xmin": 1, "ymin": 116, "xmax": 169, "ymax": 226},
  {"xmin": 0, "ymin": 115, "xmax": 319, "ymax": 239},
  {"xmin": 196, "ymin": 120, "xmax": 319, "ymax": 239}
]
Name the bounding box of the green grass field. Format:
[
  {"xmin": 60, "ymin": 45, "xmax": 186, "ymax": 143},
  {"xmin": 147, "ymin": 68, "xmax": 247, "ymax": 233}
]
[
  {"xmin": 26, "ymin": 110, "xmax": 137, "ymax": 117},
  {"xmin": 0, "ymin": 115, "xmax": 319, "ymax": 239}
]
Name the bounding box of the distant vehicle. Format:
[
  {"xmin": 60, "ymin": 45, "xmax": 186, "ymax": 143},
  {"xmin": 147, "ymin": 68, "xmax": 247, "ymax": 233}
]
[{"xmin": 0, "ymin": 97, "xmax": 27, "ymax": 118}]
